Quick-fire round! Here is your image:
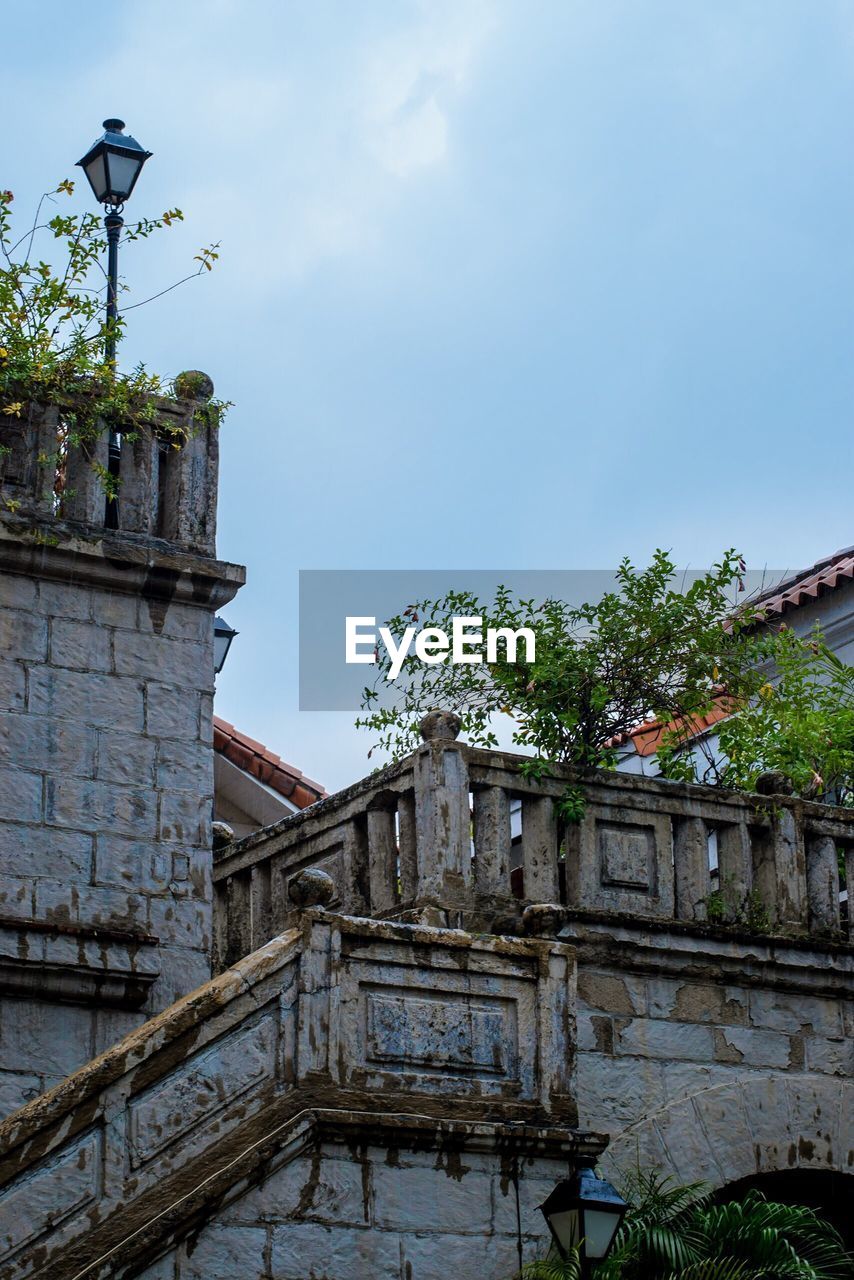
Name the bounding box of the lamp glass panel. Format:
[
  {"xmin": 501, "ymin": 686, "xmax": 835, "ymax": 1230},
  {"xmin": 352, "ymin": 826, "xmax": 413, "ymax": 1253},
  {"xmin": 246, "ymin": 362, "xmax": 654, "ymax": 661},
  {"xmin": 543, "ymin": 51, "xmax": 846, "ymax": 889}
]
[
  {"xmin": 213, "ymin": 632, "xmax": 229, "ymax": 673},
  {"xmin": 83, "ymin": 153, "xmax": 108, "ymax": 202},
  {"xmin": 106, "ymin": 152, "xmax": 142, "ymax": 200},
  {"xmin": 549, "ymin": 1207, "xmax": 580, "ymax": 1255},
  {"xmin": 582, "ymin": 1207, "xmax": 621, "ymax": 1259}
]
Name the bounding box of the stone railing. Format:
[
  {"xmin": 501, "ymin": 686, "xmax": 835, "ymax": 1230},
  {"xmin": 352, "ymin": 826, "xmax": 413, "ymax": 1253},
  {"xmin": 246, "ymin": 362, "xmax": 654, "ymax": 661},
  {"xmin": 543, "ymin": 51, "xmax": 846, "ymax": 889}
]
[
  {"xmin": 0, "ymin": 373, "xmax": 218, "ymax": 554},
  {"xmin": 213, "ymin": 718, "xmax": 854, "ymax": 970},
  {"xmin": 0, "ymin": 905, "xmax": 586, "ymax": 1280}
]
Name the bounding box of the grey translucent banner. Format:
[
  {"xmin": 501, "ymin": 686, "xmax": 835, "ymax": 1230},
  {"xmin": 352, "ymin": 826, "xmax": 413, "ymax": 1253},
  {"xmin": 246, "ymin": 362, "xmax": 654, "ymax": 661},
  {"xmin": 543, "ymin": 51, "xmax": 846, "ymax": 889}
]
[{"xmin": 298, "ymin": 568, "xmax": 787, "ymax": 712}]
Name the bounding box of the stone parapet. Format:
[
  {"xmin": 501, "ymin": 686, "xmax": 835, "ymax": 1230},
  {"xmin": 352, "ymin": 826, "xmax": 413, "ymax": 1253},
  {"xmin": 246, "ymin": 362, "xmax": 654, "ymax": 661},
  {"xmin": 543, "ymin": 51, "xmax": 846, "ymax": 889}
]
[
  {"xmin": 213, "ymin": 740, "xmax": 854, "ymax": 969},
  {"xmin": 0, "ymin": 909, "xmax": 591, "ymax": 1280},
  {"xmin": 0, "ymin": 379, "xmax": 221, "ymax": 555}
]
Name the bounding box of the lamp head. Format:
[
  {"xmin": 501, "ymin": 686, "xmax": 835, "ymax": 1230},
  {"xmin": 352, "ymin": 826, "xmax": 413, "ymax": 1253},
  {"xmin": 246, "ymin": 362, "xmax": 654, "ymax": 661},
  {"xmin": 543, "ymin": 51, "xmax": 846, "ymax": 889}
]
[{"xmin": 77, "ymin": 119, "xmax": 152, "ymax": 209}]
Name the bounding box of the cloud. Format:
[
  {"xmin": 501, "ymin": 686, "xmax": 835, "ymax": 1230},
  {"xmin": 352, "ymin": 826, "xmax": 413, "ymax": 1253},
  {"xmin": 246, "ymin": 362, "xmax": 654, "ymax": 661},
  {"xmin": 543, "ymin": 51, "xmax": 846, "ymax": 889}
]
[
  {"xmin": 362, "ymin": 1, "xmax": 496, "ymax": 178},
  {"xmin": 76, "ymin": 0, "xmax": 499, "ymax": 285}
]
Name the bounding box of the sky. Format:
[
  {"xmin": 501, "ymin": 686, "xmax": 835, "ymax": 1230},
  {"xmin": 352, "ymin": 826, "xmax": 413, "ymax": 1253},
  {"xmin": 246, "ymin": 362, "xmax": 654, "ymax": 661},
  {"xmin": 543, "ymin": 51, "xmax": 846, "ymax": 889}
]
[{"xmin": 4, "ymin": 0, "xmax": 853, "ymax": 791}]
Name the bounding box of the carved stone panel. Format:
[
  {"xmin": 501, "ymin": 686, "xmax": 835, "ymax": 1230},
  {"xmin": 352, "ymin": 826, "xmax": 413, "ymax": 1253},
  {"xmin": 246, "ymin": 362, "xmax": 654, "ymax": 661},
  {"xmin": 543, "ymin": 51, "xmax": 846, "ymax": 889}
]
[
  {"xmin": 334, "ymin": 933, "xmax": 543, "ymax": 1102},
  {"xmin": 0, "ymin": 1131, "xmax": 100, "ymax": 1260},
  {"xmin": 571, "ymin": 806, "xmax": 674, "ymax": 917},
  {"xmin": 128, "ymin": 1012, "xmax": 277, "ymax": 1168},
  {"xmin": 364, "ymin": 988, "xmax": 516, "ymax": 1078},
  {"xmin": 599, "ymin": 821, "xmax": 657, "ymax": 893}
]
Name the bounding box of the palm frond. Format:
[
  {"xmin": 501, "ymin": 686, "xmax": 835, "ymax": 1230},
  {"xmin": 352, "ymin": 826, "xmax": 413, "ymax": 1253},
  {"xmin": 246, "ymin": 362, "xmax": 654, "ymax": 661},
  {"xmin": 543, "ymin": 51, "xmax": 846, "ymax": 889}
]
[
  {"xmin": 517, "ymin": 1250, "xmax": 582, "ymax": 1280},
  {"xmin": 664, "ymin": 1261, "xmax": 753, "ymax": 1280},
  {"xmin": 588, "ymin": 1172, "xmax": 854, "ymax": 1280}
]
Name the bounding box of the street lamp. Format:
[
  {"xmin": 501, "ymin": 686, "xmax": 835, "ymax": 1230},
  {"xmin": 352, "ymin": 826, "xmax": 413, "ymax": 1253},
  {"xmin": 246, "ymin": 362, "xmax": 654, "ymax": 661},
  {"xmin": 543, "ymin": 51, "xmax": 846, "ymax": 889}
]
[
  {"xmin": 214, "ymin": 616, "xmax": 238, "ymax": 675},
  {"xmin": 77, "ymin": 119, "xmax": 152, "ymax": 525},
  {"xmin": 539, "ymin": 1168, "xmax": 628, "ymax": 1274},
  {"xmin": 77, "ymin": 119, "xmax": 151, "ymax": 364}
]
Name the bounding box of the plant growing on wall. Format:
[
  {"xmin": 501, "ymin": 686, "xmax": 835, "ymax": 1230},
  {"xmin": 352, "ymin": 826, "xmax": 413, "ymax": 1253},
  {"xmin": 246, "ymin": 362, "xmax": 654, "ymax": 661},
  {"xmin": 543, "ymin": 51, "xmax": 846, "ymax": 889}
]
[
  {"xmin": 358, "ymin": 554, "xmax": 853, "ymax": 815},
  {"xmin": 0, "ymin": 182, "xmax": 225, "ymax": 508},
  {"xmin": 357, "ymin": 550, "xmax": 761, "ymax": 815}
]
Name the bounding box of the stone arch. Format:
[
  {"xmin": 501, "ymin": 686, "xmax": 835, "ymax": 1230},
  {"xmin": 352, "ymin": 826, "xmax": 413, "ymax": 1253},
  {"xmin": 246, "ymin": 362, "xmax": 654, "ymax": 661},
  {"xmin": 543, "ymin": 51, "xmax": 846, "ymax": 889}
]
[{"xmin": 601, "ymin": 1073, "xmax": 853, "ymax": 1190}]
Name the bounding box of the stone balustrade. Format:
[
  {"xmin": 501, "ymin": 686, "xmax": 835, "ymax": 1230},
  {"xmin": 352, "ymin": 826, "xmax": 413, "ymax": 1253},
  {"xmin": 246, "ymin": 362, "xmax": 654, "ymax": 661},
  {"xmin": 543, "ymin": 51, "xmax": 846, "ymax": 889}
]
[
  {"xmin": 0, "ymin": 373, "xmax": 219, "ymax": 554},
  {"xmin": 214, "ymin": 720, "xmax": 853, "ymax": 970},
  {"xmin": 0, "ymin": 908, "xmax": 589, "ymax": 1280}
]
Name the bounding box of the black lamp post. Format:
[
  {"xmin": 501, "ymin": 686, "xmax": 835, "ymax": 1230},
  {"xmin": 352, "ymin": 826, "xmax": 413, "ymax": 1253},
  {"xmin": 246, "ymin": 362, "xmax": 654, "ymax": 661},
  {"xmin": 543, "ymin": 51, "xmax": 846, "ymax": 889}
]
[
  {"xmin": 77, "ymin": 120, "xmax": 152, "ymax": 525},
  {"xmin": 539, "ymin": 1167, "xmax": 628, "ymax": 1276}
]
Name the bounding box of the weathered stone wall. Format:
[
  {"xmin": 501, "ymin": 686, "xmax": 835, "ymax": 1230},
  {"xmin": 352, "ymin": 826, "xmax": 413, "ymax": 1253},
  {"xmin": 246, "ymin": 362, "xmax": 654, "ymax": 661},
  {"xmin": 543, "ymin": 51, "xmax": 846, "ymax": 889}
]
[
  {"xmin": 211, "ymin": 728, "xmax": 854, "ymax": 1206},
  {"xmin": 0, "ymin": 383, "xmax": 244, "ymax": 1115},
  {"xmin": 0, "ymin": 566, "xmax": 223, "ymax": 1110},
  {"xmin": 565, "ymin": 916, "xmax": 854, "ymax": 1188},
  {"xmin": 0, "ymin": 909, "xmax": 596, "ymax": 1280},
  {"xmin": 134, "ymin": 1137, "xmax": 559, "ymax": 1280}
]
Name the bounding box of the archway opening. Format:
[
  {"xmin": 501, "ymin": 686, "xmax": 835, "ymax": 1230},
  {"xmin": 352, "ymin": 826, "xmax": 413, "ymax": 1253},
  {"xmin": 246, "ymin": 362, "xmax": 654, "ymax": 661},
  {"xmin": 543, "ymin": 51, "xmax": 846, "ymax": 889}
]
[{"xmin": 717, "ymin": 1170, "xmax": 854, "ymax": 1251}]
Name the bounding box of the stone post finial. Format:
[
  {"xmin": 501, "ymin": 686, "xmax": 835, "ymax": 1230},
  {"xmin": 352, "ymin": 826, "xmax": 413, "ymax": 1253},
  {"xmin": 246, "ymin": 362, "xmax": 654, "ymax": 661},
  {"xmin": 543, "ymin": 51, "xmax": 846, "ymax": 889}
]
[
  {"xmin": 288, "ymin": 868, "xmax": 335, "ymax": 910},
  {"xmin": 419, "ymin": 710, "xmax": 462, "ymax": 743},
  {"xmin": 521, "ymin": 903, "xmax": 565, "ymax": 936},
  {"xmin": 755, "ymin": 770, "xmax": 794, "ymax": 796},
  {"xmin": 212, "ymin": 821, "xmax": 234, "ymax": 852},
  {"xmin": 174, "ymin": 370, "xmax": 215, "ymax": 402}
]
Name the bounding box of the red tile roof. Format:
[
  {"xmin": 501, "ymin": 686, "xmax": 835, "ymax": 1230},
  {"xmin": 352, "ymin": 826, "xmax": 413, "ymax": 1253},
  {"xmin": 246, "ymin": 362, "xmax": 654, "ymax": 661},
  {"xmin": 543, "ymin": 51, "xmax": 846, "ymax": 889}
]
[
  {"xmin": 752, "ymin": 545, "xmax": 854, "ymax": 622},
  {"xmin": 213, "ymin": 717, "xmax": 326, "ymax": 810},
  {"xmin": 607, "ymin": 700, "xmax": 735, "ymax": 756}
]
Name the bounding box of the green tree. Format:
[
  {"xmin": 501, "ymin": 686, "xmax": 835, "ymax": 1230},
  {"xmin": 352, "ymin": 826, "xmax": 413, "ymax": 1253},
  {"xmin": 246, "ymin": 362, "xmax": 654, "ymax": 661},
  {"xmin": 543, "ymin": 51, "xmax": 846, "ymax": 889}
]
[
  {"xmin": 357, "ymin": 550, "xmax": 759, "ymax": 815},
  {"xmin": 656, "ymin": 623, "xmax": 854, "ymax": 804},
  {"xmin": 718, "ymin": 627, "xmax": 854, "ymax": 802},
  {"xmin": 358, "ymin": 554, "xmax": 853, "ymax": 815}
]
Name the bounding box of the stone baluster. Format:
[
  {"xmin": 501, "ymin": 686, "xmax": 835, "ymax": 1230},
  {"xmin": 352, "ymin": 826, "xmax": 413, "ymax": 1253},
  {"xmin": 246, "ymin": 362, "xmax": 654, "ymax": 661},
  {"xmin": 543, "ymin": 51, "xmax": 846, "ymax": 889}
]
[
  {"xmin": 211, "ymin": 880, "xmax": 229, "ymax": 973},
  {"xmin": 0, "ymin": 402, "xmax": 59, "ymax": 515},
  {"xmin": 717, "ymin": 820, "xmax": 753, "ymax": 921},
  {"xmin": 769, "ymin": 805, "xmax": 807, "ymax": 928},
  {"xmin": 413, "ymin": 712, "xmax": 472, "ymax": 907},
  {"xmin": 397, "ymin": 793, "xmax": 418, "ymax": 902},
  {"xmin": 472, "ymin": 785, "xmax": 512, "ymax": 896},
  {"xmin": 250, "ymin": 861, "xmax": 273, "ymax": 951},
  {"xmin": 117, "ymin": 423, "xmax": 159, "ymax": 535},
  {"xmin": 673, "ymin": 815, "xmax": 709, "ymax": 920},
  {"xmin": 520, "ymin": 795, "xmax": 560, "ymax": 901},
  {"xmin": 63, "ymin": 425, "xmax": 110, "ymax": 525},
  {"xmin": 366, "ymin": 801, "xmax": 399, "ymax": 914},
  {"xmin": 751, "ymin": 775, "xmax": 806, "ymax": 929},
  {"xmin": 805, "ymin": 834, "xmax": 841, "ymax": 934},
  {"xmin": 341, "ymin": 817, "xmax": 369, "ymax": 916},
  {"xmin": 159, "ymin": 372, "xmax": 219, "ymax": 554},
  {"xmin": 225, "ymin": 870, "xmax": 252, "ymax": 967}
]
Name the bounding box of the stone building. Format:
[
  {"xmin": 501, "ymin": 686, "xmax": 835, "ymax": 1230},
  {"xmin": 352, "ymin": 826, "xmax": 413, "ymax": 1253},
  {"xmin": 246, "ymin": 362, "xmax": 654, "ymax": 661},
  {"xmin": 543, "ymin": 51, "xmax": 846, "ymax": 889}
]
[{"xmin": 0, "ymin": 393, "xmax": 851, "ymax": 1278}]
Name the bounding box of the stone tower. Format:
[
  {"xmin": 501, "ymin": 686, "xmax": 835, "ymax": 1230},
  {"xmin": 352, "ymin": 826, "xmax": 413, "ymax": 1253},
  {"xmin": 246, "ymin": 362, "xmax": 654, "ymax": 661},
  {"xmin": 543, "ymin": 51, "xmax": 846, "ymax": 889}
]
[{"xmin": 0, "ymin": 382, "xmax": 244, "ymax": 1113}]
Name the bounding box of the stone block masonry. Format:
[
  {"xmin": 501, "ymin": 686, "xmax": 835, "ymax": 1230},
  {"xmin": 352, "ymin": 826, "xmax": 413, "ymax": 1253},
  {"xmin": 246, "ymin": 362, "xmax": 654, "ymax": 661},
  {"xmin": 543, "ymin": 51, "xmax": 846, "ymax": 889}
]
[
  {"xmin": 0, "ymin": 392, "xmax": 244, "ymax": 1114},
  {"xmin": 565, "ymin": 916, "xmax": 854, "ymax": 1181},
  {"xmin": 0, "ymin": 911, "xmax": 600, "ymax": 1280},
  {"xmin": 213, "ymin": 722, "xmax": 854, "ymax": 1234},
  {"xmin": 0, "ymin": 559, "xmax": 239, "ymax": 1111},
  {"xmin": 136, "ymin": 1141, "xmax": 561, "ymax": 1280}
]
